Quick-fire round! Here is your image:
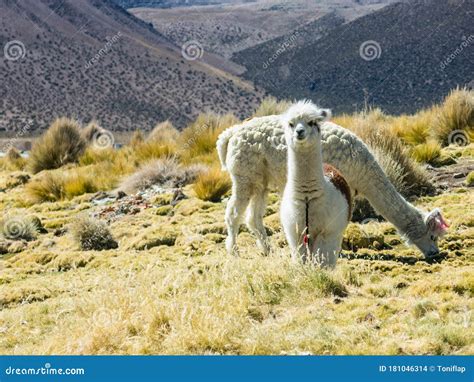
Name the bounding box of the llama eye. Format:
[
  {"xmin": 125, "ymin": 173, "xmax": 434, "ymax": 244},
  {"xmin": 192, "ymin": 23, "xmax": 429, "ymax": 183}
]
[{"xmin": 289, "ymin": 122, "xmax": 294, "ymax": 128}]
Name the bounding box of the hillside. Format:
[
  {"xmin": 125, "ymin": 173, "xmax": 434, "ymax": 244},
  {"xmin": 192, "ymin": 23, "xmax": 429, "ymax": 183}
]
[
  {"xmin": 233, "ymin": 0, "xmax": 473, "ymax": 114},
  {"xmin": 0, "ymin": 0, "xmax": 262, "ymax": 134},
  {"xmin": 130, "ymin": 0, "xmax": 393, "ymax": 58}
]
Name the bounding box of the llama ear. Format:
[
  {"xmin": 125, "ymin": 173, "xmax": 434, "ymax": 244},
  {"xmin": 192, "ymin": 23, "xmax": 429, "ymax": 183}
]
[
  {"xmin": 318, "ymin": 109, "xmax": 332, "ymax": 122},
  {"xmin": 425, "ymin": 208, "xmax": 449, "ymax": 236}
]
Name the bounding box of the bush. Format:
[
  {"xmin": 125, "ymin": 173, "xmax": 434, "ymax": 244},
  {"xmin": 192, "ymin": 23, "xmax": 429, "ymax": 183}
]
[
  {"xmin": 81, "ymin": 120, "xmax": 104, "ymax": 143},
  {"xmin": 434, "ymin": 88, "xmax": 474, "ymax": 146},
  {"xmin": 26, "ymin": 172, "xmax": 65, "ymax": 203},
  {"xmin": 29, "ymin": 117, "xmax": 87, "ymax": 173},
  {"xmin": 119, "ymin": 158, "xmax": 205, "ymax": 193},
  {"xmin": 193, "ymin": 168, "xmax": 231, "ymax": 202},
  {"xmin": 71, "ymin": 216, "xmax": 118, "ymax": 251},
  {"xmin": 252, "ymin": 96, "xmax": 292, "ymax": 117},
  {"xmin": 410, "ymin": 141, "xmax": 441, "ymax": 164},
  {"xmin": 148, "ymin": 120, "xmax": 179, "ymax": 142},
  {"xmin": 133, "ymin": 141, "xmax": 177, "ymax": 164}
]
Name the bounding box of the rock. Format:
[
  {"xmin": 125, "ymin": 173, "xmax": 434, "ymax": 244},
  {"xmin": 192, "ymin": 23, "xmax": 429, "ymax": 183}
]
[
  {"xmin": 453, "ymin": 172, "xmax": 466, "ymax": 179},
  {"xmin": 27, "ymin": 216, "xmax": 47, "ymax": 234},
  {"xmin": 116, "ymin": 190, "xmax": 127, "ymax": 199}
]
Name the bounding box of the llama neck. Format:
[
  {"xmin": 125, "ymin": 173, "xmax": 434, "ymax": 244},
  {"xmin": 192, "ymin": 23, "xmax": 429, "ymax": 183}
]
[
  {"xmin": 361, "ymin": 171, "xmax": 425, "ymax": 239},
  {"xmin": 287, "ymin": 144, "xmax": 325, "ymax": 197}
]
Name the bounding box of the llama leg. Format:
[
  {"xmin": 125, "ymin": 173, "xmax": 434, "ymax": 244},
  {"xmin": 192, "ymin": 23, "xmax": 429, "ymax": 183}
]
[
  {"xmin": 246, "ymin": 189, "xmax": 270, "ymax": 255},
  {"xmin": 225, "ymin": 180, "xmax": 252, "ymax": 255},
  {"xmin": 312, "ymin": 235, "xmax": 342, "ymax": 268}
]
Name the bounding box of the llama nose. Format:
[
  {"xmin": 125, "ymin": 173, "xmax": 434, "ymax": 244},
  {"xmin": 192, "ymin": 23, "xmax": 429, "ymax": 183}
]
[{"xmin": 296, "ymin": 128, "xmax": 305, "ymax": 139}]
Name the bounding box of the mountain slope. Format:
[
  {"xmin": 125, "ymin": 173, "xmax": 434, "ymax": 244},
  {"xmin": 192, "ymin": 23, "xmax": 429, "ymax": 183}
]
[
  {"xmin": 0, "ymin": 0, "xmax": 262, "ymax": 133},
  {"xmin": 233, "ymin": 0, "xmax": 474, "ymax": 114}
]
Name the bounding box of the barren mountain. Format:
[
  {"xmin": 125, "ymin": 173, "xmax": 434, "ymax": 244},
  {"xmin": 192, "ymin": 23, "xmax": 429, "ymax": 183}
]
[
  {"xmin": 0, "ymin": 0, "xmax": 262, "ymax": 134},
  {"xmin": 129, "ymin": 0, "xmax": 394, "ymax": 58},
  {"xmin": 233, "ymin": 0, "xmax": 474, "ymax": 114}
]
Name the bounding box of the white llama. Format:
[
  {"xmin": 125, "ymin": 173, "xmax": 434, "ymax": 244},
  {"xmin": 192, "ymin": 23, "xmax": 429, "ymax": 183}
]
[
  {"xmin": 217, "ymin": 100, "xmax": 448, "ymax": 257},
  {"xmin": 280, "ymin": 101, "xmax": 351, "ymax": 267}
]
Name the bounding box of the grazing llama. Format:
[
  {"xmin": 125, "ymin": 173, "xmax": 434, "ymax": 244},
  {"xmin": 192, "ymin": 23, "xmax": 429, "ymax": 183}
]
[
  {"xmin": 281, "ymin": 101, "xmax": 351, "ymax": 267},
  {"xmin": 217, "ymin": 100, "xmax": 448, "ymax": 257}
]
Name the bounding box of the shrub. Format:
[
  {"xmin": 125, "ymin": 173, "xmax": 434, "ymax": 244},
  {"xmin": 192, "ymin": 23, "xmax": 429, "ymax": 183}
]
[
  {"xmin": 193, "ymin": 168, "xmax": 231, "ymax": 202},
  {"xmin": 71, "ymin": 216, "xmax": 118, "ymax": 251},
  {"xmin": 0, "ymin": 215, "xmax": 38, "ymax": 241},
  {"xmin": 410, "ymin": 141, "xmax": 441, "ymax": 164},
  {"xmin": 252, "ymin": 96, "xmax": 292, "ymax": 117},
  {"xmin": 434, "ymin": 88, "xmax": 474, "ymax": 146},
  {"xmin": 79, "ymin": 147, "xmax": 116, "ymax": 166},
  {"xmin": 119, "ymin": 158, "xmax": 205, "ymax": 193},
  {"xmin": 129, "ymin": 130, "xmax": 144, "ymax": 147},
  {"xmin": 29, "ymin": 117, "xmax": 87, "ymax": 173},
  {"xmin": 179, "ymin": 113, "xmax": 238, "ymax": 163},
  {"xmin": 148, "ymin": 120, "xmax": 179, "ymax": 142},
  {"xmin": 466, "ymin": 172, "xmax": 474, "ymax": 187}
]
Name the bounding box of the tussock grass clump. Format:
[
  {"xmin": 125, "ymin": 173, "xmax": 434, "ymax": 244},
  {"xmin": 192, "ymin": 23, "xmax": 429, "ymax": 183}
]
[
  {"xmin": 347, "ymin": 111, "xmax": 433, "ymax": 196},
  {"xmin": 0, "ymin": 215, "xmax": 37, "ymax": 241},
  {"xmin": 129, "ymin": 130, "xmax": 145, "ymax": 147},
  {"xmin": 434, "ymin": 88, "xmax": 474, "ymax": 146},
  {"xmin": 119, "ymin": 158, "xmax": 205, "ymax": 193},
  {"xmin": 0, "ymin": 148, "xmax": 27, "ymax": 171},
  {"xmin": 29, "ymin": 117, "xmax": 87, "ymax": 173},
  {"xmin": 148, "ymin": 121, "xmax": 179, "ymax": 143},
  {"xmin": 180, "ymin": 113, "xmax": 238, "ymax": 163},
  {"xmin": 81, "ymin": 120, "xmax": 105, "ymax": 143},
  {"xmin": 193, "ymin": 168, "xmax": 231, "ymax": 202},
  {"xmin": 26, "ymin": 165, "xmax": 116, "ymax": 203},
  {"xmin": 252, "ymin": 96, "xmax": 292, "ymax": 117},
  {"xmin": 466, "ymin": 172, "xmax": 474, "ymax": 186},
  {"xmin": 133, "ymin": 141, "xmax": 177, "ymax": 164},
  {"xmin": 410, "ymin": 141, "xmax": 441, "ymax": 164},
  {"xmin": 71, "ymin": 216, "xmax": 118, "ymax": 251},
  {"xmin": 391, "ymin": 110, "xmax": 434, "ymax": 146}
]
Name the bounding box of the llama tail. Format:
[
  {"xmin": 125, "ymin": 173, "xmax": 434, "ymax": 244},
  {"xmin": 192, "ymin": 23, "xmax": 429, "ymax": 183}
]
[{"xmin": 216, "ymin": 127, "xmax": 235, "ymax": 171}]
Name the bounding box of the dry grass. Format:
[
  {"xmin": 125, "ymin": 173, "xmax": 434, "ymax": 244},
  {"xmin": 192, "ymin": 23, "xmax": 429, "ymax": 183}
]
[
  {"xmin": 0, "ymin": 148, "xmax": 27, "ymax": 171},
  {"xmin": 148, "ymin": 120, "xmax": 179, "ymax": 143},
  {"xmin": 434, "ymin": 88, "xmax": 474, "ymax": 146},
  {"xmin": 339, "ymin": 109, "xmax": 433, "ymax": 196},
  {"xmin": 0, "ymin": 214, "xmax": 37, "ymax": 241},
  {"xmin": 70, "ymin": 216, "xmax": 118, "ymax": 251},
  {"xmin": 252, "ymin": 96, "xmax": 292, "ymax": 117},
  {"xmin": 391, "ymin": 110, "xmax": 434, "ymax": 146},
  {"xmin": 410, "ymin": 141, "xmax": 441, "ymax": 164},
  {"xmin": 28, "ymin": 117, "xmax": 87, "ymax": 174},
  {"xmin": 193, "ymin": 168, "xmax": 231, "ymax": 202},
  {"xmin": 119, "ymin": 158, "xmax": 205, "ymax": 194},
  {"xmin": 179, "ymin": 113, "xmax": 238, "ymax": 164}
]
